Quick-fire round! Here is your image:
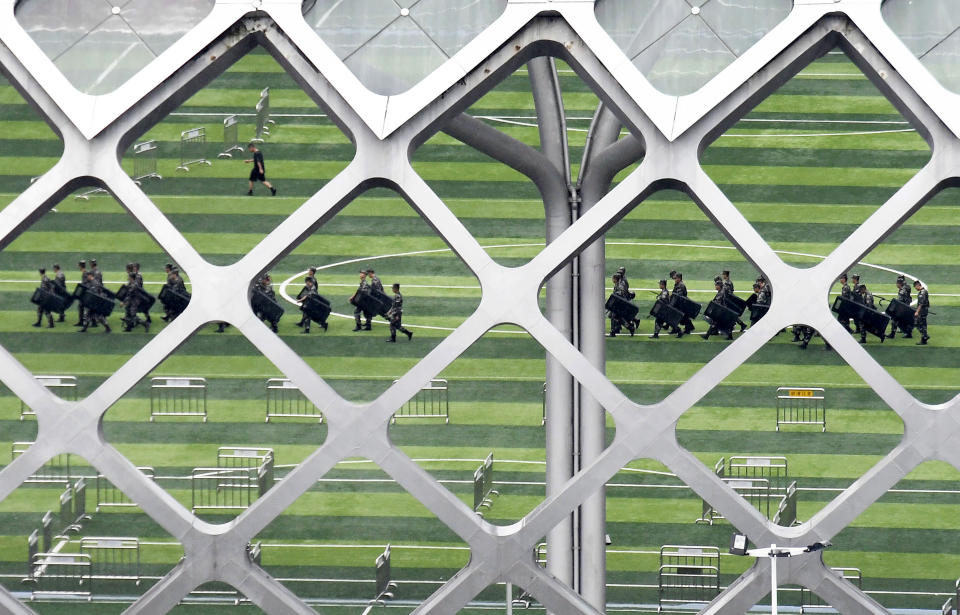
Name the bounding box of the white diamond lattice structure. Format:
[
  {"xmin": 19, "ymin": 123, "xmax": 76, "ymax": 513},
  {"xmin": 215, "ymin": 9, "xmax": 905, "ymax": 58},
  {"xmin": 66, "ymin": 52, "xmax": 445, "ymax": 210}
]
[{"xmin": 1, "ymin": 1, "xmax": 959, "ymax": 614}]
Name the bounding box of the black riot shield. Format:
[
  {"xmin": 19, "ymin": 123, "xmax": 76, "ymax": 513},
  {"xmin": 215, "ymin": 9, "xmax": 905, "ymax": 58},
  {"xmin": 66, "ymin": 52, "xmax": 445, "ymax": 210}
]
[
  {"xmin": 301, "ymin": 294, "xmax": 332, "ymax": 324},
  {"xmin": 52, "ymin": 283, "xmax": 73, "ymax": 310},
  {"xmin": 649, "ymin": 299, "xmax": 683, "ymax": 328},
  {"xmin": 79, "ymin": 288, "xmax": 115, "ymax": 317},
  {"xmin": 885, "ymin": 299, "xmax": 914, "ymax": 330},
  {"xmin": 158, "ymin": 285, "xmax": 191, "ymax": 316},
  {"xmin": 749, "ymin": 302, "xmax": 770, "ymax": 322},
  {"xmin": 605, "ymin": 294, "xmax": 640, "ymax": 322},
  {"xmin": 669, "ymin": 294, "xmax": 702, "ymax": 319},
  {"xmin": 30, "ymin": 287, "xmax": 68, "ymax": 313},
  {"xmin": 116, "ymin": 284, "xmax": 129, "ymax": 302},
  {"xmin": 705, "ymin": 300, "xmax": 738, "ymax": 331},
  {"xmin": 135, "ymin": 287, "xmax": 156, "ymax": 313},
  {"xmin": 832, "ymin": 296, "xmax": 865, "ymax": 322},
  {"xmin": 252, "ymin": 288, "xmax": 284, "ymax": 323},
  {"xmin": 358, "ymin": 289, "xmax": 393, "ymax": 318},
  {"xmin": 725, "ymin": 294, "xmax": 747, "ymax": 317},
  {"xmin": 860, "ymin": 306, "xmax": 890, "ymax": 340}
]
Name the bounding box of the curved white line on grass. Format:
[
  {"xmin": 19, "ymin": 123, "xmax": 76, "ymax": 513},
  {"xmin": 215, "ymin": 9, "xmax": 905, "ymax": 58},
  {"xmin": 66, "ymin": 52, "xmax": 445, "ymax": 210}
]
[{"xmin": 278, "ymin": 242, "xmax": 923, "ymax": 333}]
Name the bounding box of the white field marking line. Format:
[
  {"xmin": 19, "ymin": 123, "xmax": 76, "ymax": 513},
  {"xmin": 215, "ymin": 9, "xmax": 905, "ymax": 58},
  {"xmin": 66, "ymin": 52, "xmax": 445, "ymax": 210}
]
[
  {"xmin": 798, "ymin": 486, "xmax": 960, "ymax": 495},
  {"xmin": 725, "ymin": 128, "xmax": 917, "ymax": 138}
]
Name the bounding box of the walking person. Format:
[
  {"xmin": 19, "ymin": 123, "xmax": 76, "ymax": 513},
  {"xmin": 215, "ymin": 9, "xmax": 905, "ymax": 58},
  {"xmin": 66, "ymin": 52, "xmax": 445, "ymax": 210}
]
[
  {"xmin": 245, "ymin": 143, "xmax": 277, "ymax": 196},
  {"xmin": 386, "ymin": 283, "xmax": 413, "ymax": 342}
]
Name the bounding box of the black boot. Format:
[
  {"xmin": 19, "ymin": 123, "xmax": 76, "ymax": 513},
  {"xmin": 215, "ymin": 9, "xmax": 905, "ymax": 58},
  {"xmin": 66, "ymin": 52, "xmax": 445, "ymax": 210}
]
[
  {"xmin": 321, "ymin": 321, "xmax": 328, "ymax": 331},
  {"xmin": 364, "ymin": 323, "xmax": 371, "ymax": 331},
  {"xmin": 216, "ymin": 323, "xmax": 226, "ymax": 333},
  {"xmin": 32, "ymin": 319, "xmax": 41, "ymax": 327},
  {"xmin": 405, "ymin": 329, "xmax": 413, "ymax": 340},
  {"xmin": 103, "ymin": 323, "xmax": 111, "ymax": 333},
  {"xmin": 385, "ymin": 336, "xmax": 396, "ymax": 343}
]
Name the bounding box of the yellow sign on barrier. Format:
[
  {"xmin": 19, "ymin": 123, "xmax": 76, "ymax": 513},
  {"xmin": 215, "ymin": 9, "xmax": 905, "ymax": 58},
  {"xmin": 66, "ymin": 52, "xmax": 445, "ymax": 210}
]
[{"xmin": 787, "ymin": 389, "xmax": 815, "ymax": 398}]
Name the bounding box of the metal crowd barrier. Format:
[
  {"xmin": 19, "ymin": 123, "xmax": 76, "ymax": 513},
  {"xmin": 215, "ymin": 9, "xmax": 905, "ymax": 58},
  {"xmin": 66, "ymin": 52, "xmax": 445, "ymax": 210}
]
[
  {"xmin": 12, "ymin": 442, "xmax": 72, "ymax": 485},
  {"xmin": 777, "ymin": 386, "xmax": 826, "ymax": 432},
  {"xmin": 176, "ymin": 127, "xmax": 212, "ymax": 171},
  {"xmin": 265, "ymin": 378, "xmax": 323, "ymax": 423},
  {"xmin": 95, "ymin": 467, "xmax": 155, "ymax": 511},
  {"xmin": 132, "ymin": 139, "xmax": 162, "ymax": 183},
  {"xmin": 150, "ymin": 376, "xmax": 207, "ymax": 422},
  {"xmin": 218, "ymin": 115, "xmax": 244, "ymax": 158},
  {"xmin": 695, "ymin": 457, "xmax": 725, "ymax": 524},
  {"xmin": 391, "ymin": 378, "xmax": 449, "ymax": 423},
  {"xmin": 28, "ymin": 552, "xmax": 92, "ymax": 599},
  {"xmin": 773, "ymin": 480, "xmax": 800, "ymax": 527},
  {"xmin": 252, "ymin": 87, "xmax": 274, "ymax": 143},
  {"xmin": 191, "ymin": 467, "xmax": 258, "ymax": 514},
  {"xmin": 80, "ymin": 537, "xmax": 141, "ymax": 585},
  {"xmin": 658, "ymin": 545, "xmax": 720, "ymax": 612},
  {"xmin": 20, "ymin": 375, "xmax": 78, "ymax": 420}
]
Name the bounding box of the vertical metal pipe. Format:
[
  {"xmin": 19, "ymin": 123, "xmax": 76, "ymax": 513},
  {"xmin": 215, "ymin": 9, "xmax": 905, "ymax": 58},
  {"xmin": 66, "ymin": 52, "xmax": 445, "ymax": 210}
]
[
  {"xmin": 576, "ymin": 106, "xmax": 628, "ymax": 611},
  {"xmin": 528, "ymin": 56, "xmax": 575, "ymax": 595}
]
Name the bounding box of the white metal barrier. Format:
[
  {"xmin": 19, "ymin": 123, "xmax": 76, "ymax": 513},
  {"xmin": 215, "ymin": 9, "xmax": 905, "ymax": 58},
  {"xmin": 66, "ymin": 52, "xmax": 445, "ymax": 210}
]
[
  {"xmin": 20, "ymin": 375, "xmax": 78, "ymax": 420},
  {"xmin": 150, "ymin": 376, "xmax": 207, "ymax": 422}
]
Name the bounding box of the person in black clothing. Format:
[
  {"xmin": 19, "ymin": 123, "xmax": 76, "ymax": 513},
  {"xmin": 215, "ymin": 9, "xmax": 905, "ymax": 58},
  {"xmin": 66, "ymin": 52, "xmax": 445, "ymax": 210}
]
[
  {"xmin": 52, "ymin": 263, "xmax": 66, "ymax": 322},
  {"xmin": 245, "ymin": 143, "xmax": 277, "ymax": 196},
  {"xmin": 34, "ymin": 268, "xmax": 55, "ymax": 328}
]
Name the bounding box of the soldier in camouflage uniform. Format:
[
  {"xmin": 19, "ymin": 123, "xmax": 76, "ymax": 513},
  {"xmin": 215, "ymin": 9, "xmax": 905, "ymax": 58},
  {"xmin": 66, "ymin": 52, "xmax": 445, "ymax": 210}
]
[
  {"xmin": 607, "ymin": 272, "xmax": 635, "ymax": 337},
  {"xmin": 52, "ymin": 263, "xmax": 66, "ymax": 322},
  {"xmin": 837, "ymin": 273, "xmax": 853, "ymax": 332},
  {"xmin": 133, "ymin": 262, "xmax": 150, "ymax": 324},
  {"xmin": 298, "ymin": 277, "xmax": 326, "ymax": 334},
  {"xmin": 386, "ymin": 283, "xmax": 413, "ymax": 342},
  {"xmin": 850, "ymin": 274, "xmax": 864, "ymax": 334},
  {"xmin": 351, "ymin": 270, "xmax": 371, "ymax": 331},
  {"xmin": 704, "ymin": 277, "xmax": 733, "ymax": 341},
  {"xmin": 78, "ymin": 271, "xmax": 111, "ymax": 333},
  {"xmin": 672, "ymin": 272, "xmax": 695, "ymax": 337},
  {"xmin": 651, "ymin": 279, "xmax": 671, "ymax": 339},
  {"xmin": 913, "ymin": 280, "xmax": 930, "ymax": 345},
  {"xmin": 122, "ymin": 271, "xmax": 149, "ymax": 332},
  {"xmin": 74, "ymin": 260, "xmax": 89, "ymax": 327},
  {"xmin": 888, "ymin": 275, "xmax": 913, "ymax": 339},
  {"xmin": 33, "ymin": 268, "xmax": 55, "ymax": 328},
  {"xmin": 721, "ymin": 270, "xmax": 746, "ymax": 332},
  {"xmin": 858, "ymin": 284, "xmax": 876, "ymax": 343}
]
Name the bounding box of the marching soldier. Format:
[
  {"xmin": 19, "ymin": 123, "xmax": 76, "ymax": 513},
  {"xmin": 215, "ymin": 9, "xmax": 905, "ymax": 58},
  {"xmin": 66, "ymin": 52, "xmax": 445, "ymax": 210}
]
[
  {"xmin": 74, "ymin": 260, "xmax": 89, "ymax": 327},
  {"xmin": 851, "ymin": 273, "xmax": 864, "ymax": 334},
  {"xmin": 351, "ymin": 270, "xmax": 372, "ymax": 331},
  {"xmin": 367, "ymin": 268, "xmax": 384, "ymax": 294},
  {"xmin": 607, "ymin": 272, "xmax": 635, "ymax": 337},
  {"xmin": 889, "ymin": 275, "xmax": 913, "ymax": 339},
  {"xmin": 255, "ymin": 274, "xmax": 279, "ymax": 333},
  {"xmin": 837, "ymin": 273, "xmax": 853, "ymax": 332},
  {"xmin": 163, "ymin": 264, "xmax": 187, "ymax": 322},
  {"xmin": 297, "ymin": 277, "xmax": 328, "ymax": 334},
  {"xmin": 52, "ymin": 263, "xmax": 66, "ymax": 322},
  {"xmin": 122, "ymin": 271, "xmax": 149, "ymax": 332},
  {"xmin": 914, "ymin": 279, "xmax": 930, "ymax": 345},
  {"xmin": 749, "ymin": 282, "xmax": 768, "ymax": 327},
  {"xmin": 858, "ymin": 284, "xmax": 875, "ymax": 343},
  {"xmin": 617, "ymin": 266, "xmax": 635, "ymax": 299},
  {"xmin": 721, "ymin": 270, "xmax": 747, "ymax": 332},
  {"xmin": 133, "ymin": 262, "xmax": 150, "ymax": 324},
  {"xmin": 651, "ymin": 279, "xmax": 671, "ymax": 339},
  {"xmin": 33, "ymin": 268, "xmax": 55, "ymax": 328},
  {"xmin": 704, "ymin": 277, "xmax": 733, "ymax": 341},
  {"xmin": 386, "ymin": 283, "xmax": 413, "ymax": 342},
  {"xmin": 90, "ymin": 258, "xmax": 103, "ymax": 286},
  {"xmin": 672, "ymin": 272, "xmax": 695, "ymax": 337},
  {"xmin": 78, "ymin": 271, "xmax": 111, "ymax": 333}
]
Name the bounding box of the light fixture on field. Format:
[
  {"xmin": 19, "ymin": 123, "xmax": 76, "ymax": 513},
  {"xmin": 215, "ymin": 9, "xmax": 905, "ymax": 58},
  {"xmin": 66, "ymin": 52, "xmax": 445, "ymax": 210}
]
[{"xmin": 729, "ymin": 533, "xmax": 832, "ymax": 614}]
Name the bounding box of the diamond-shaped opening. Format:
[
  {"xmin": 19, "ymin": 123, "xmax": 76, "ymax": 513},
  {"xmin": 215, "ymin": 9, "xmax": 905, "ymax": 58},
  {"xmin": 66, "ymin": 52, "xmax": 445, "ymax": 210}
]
[
  {"xmin": 845, "ymin": 186, "xmax": 959, "ymax": 405},
  {"xmin": 123, "ymin": 44, "xmax": 355, "ymax": 266},
  {"xmin": 676, "ymin": 345, "xmax": 905, "ymax": 526},
  {"xmin": 303, "ymin": 0, "xmax": 508, "ymax": 97},
  {"xmin": 413, "ymin": 58, "xmax": 643, "ymax": 268},
  {"xmin": 102, "ymin": 332, "xmax": 324, "ymax": 523},
  {"xmin": 558, "ymin": 188, "xmax": 763, "ymax": 404},
  {"xmin": 387, "ymin": 331, "xmax": 601, "ymax": 527},
  {"xmin": 0, "ymin": 193, "xmax": 192, "ymax": 401},
  {"xmin": 15, "ymin": 0, "xmax": 216, "ymax": 96},
  {"xmin": 0, "ymin": 72, "xmax": 64, "ymax": 198},
  {"xmin": 882, "ymin": 0, "xmax": 960, "ymax": 95},
  {"xmin": 252, "ymin": 456, "xmax": 471, "ymax": 607},
  {"xmin": 812, "ymin": 460, "xmax": 960, "ymax": 611},
  {"xmin": 0, "ymin": 452, "xmax": 184, "ymax": 611},
  {"xmin": 595, "ymin": 0, "xmax": 793, "ymax": 97},
  {"xmin": 257, "ymin": 186, "xmax": 480, "ymax": 404},
  {"xmin": 601, "ymin": 457, "xmax": 754, "ymax": 609},
  {"xmin": 701, "ymin": 47, "xmax": 931, "ymax": 268}
]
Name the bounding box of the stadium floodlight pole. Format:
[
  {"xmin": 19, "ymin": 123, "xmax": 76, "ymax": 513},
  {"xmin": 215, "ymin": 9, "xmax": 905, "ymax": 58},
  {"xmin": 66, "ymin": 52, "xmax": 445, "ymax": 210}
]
[{"xmin": 729, "ymin": 533, "xmax": 831, "ymax": 614}]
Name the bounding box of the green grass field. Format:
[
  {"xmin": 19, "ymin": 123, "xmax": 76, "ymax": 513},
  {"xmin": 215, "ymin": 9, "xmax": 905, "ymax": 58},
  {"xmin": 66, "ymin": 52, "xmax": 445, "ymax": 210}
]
[{"xmin": 1, "ymin": 45, "xmax": 958, "ymax": 613}]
